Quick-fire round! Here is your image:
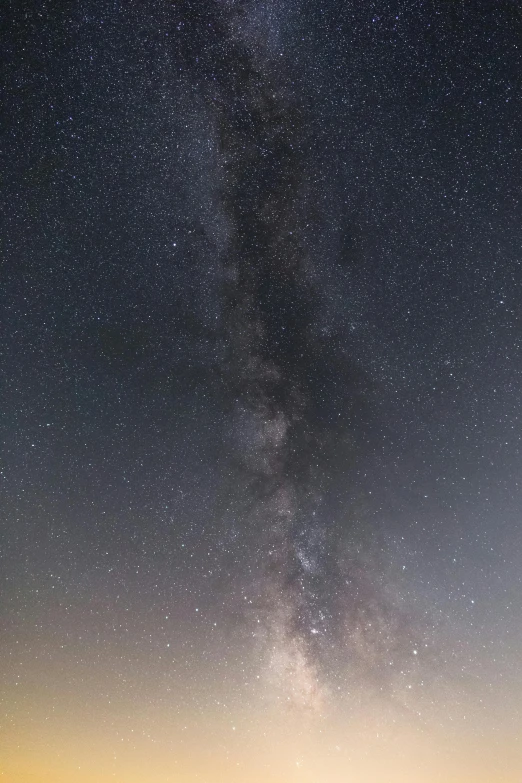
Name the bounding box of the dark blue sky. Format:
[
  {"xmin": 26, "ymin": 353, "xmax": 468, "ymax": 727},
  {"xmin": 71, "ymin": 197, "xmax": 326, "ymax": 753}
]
[{"xmin": 3, "ymin": 2, "xmax": 522, "ymax": 780}]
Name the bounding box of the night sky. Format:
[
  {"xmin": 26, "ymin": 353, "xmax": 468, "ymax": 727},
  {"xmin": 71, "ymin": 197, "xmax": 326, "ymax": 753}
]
[{"xmin": 3, "ymin": 2, "xmax": 522, "ymax": 781}]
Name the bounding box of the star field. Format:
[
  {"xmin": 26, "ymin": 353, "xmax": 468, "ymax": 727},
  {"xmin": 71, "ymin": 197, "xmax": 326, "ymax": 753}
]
[{"xmin": 3, "ymin": 1, "xmax": 522, "ymax": 781}]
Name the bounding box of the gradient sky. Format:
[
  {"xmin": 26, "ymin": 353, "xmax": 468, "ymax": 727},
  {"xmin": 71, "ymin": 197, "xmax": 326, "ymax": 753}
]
[{"xmin": 3, "ymin": 1, "xmax": 522, "ymax": 781}]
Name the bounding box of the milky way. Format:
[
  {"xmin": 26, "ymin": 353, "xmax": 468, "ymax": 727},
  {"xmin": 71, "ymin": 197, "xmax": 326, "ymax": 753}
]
[{"xmin": 185, "ymin": 2, "xmax": 426, "ymax": 712}]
